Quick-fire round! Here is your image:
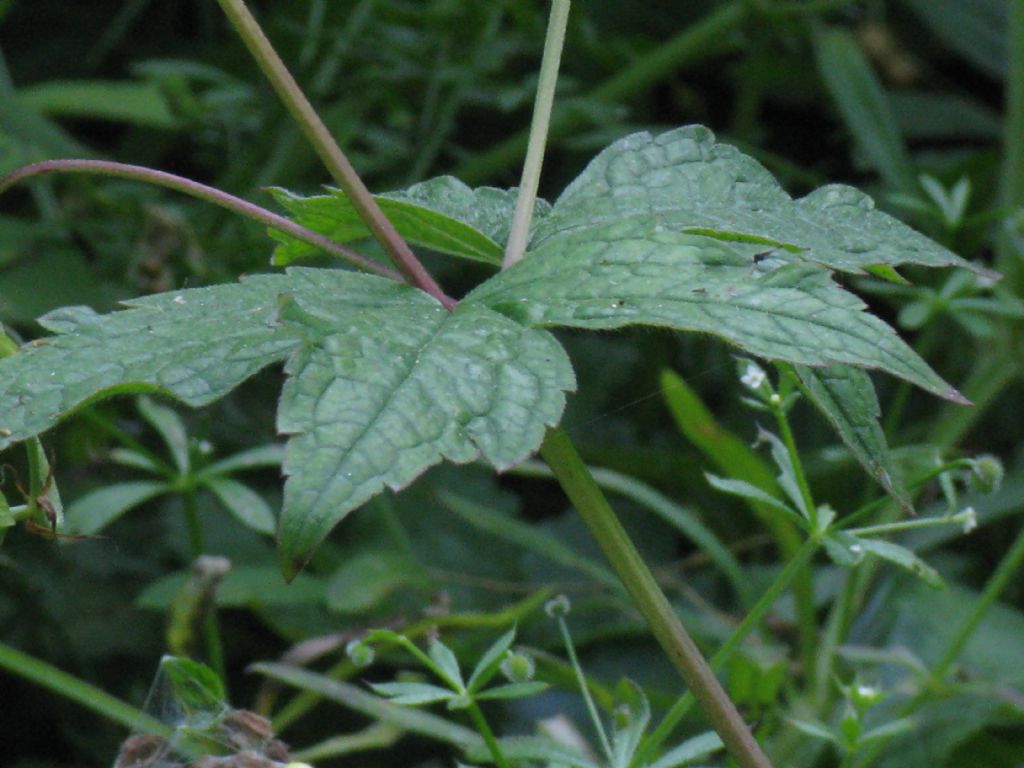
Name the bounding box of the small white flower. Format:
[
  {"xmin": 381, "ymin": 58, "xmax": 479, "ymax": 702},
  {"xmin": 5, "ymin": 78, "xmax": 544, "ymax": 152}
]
[
  {"xmin": 850, "ymin": 544, "xmax": 864, "ymax": 554},
  {"xmin": 741, "ymin": 362, "xmax": 766, "ymax": 390},
  {"xmin": 958, "ymin": 506, "xmax": 978, "ymax": 534}
]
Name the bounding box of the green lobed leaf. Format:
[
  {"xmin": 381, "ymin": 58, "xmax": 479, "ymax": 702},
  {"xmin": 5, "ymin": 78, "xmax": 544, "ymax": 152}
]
[
  {"xmin": 468, "ymin": 218, "xmax": 966, "ymax": 402},
  {"xmin": 65, "ymin": 480, "xmax": 168, "ymax": 535},
  {"xmin": 792, "ymin": 364, "xmax": 911, "ymax": 510},
  {"xmin": 530, "ymin": 125, "xmax": 991, "ymax": 277},
  {"xmin": 276, "ymin": 289, "xmax": 574, "ymax": 579},
  {"xmin": 0, "ymin": 273, "xmax": 306, "ymax": 451},
  {"xmin": 270, "ymin": 176, "xmax": 550, "ymax": 266}
]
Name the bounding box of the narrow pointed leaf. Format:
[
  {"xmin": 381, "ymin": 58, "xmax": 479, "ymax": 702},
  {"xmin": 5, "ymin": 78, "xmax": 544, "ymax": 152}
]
[
  {"xmin": 277, "ymin": 293, "xmax": 574, "ymax": 578},
  {"xmin": 466, "ymin": 737, "xmax": 593, "ymax": 768},
  {"xmin": 532, "ymin": 125, "xmax": 989, "ymax": 277},
  {"xmin": 474, "ymin": 682, "xmax": 549, "ymax": 701},
  {"xmin": 647, "ymin": 731, "xmax": 725, "ymax": 768},
  {"xmin": 792, "ymin": 363, "xmax": 910, "ymax": 510},
  {"xmin": 429, "ymin": 640, "xmax": 464, "ymax": 690},
  {"xmin": 468, "ymin": 220, "xmax": 965, "ymax": 402},
  {"xmin": 65, "ymin": 480, "xmax": 168, "ymax": 535},
  {"xmin": 368, "ymin": 681, "xmax": 456, "ymax": 707},
  {"xmin": 200, "ymin": 444, "xmax": 284, "ymax": 476},
  {"xmin": 271, "ymin": 177, "xmax": 550, "ymax": 266},
  {"xmin": 704, "ymin": 473, "xmax": 804, "ymax": 526},
  {"xmin": 204, "ymin": 476, "xmax": 276, "ymax": 535},
  {"xmin": 466, "ymin": 627, "xmax": 517, "ymax": 693},
  {"xmin": 137, "ymin": 396, "xmax": 190, "ymax": 474},
  {"xmin": 850, "ymin": 535, "xmax": 944, "ymax": 588}
]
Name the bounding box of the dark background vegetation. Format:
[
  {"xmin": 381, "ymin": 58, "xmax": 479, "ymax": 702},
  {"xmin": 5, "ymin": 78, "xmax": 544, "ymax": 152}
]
[{"xmin": 1, "ymin": 1, "xmax": 1021, "ymax": 767}]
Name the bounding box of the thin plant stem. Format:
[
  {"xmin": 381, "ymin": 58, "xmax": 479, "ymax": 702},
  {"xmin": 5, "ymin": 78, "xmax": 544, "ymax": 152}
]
[
  {"xmin": 0, "ymin": 640, "xmax": 172, "ymax": 736},
  {"xmin": 638, "ymin": 533, "xmax": 819, "ymax": 764},
  {"xmin": 466, "ymin": 702, "xmax": 510, "ymax": 768},
  {"xmin": 502, "ymin": 0, "xmax": 570, "ymax": 269},
  {"xmin": 0, "ymin": 159, "xmax": 402, "ymax": 282},
  {"xmin": 214, "ymin": 0, "xmax": 455, "ymax": 309},
  {"xmin": 556, "ymin": 614, "xmax": 615, "ymax": 763},
  {"xmin": 182, "ymin": 490, "xmax": 226, "ymax": 684},
  {"xmin": 770, "ymin": 391, "xmax": 819, "ymax": 690},
  {"xmin": 456, "ymin": 2, "xmax": 745, "ymax": 184},
  {"xmin": 539, "ymin": 426, "xmax": 774, "ymax": 768}
]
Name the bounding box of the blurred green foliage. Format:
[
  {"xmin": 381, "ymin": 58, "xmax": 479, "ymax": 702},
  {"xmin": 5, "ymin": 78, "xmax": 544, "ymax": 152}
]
[{"xmin": 1, "ymin": 1, "xmax": 1022, "ymax": 767}]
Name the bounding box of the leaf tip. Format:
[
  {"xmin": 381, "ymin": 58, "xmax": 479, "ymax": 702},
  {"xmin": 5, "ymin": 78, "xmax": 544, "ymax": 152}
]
[{"xmin": 943, "ymin": 387, "xmax": 973, "ymax": 406}]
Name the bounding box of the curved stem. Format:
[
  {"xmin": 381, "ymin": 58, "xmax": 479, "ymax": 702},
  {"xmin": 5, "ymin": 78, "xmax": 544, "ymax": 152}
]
[
  {"xmin": 0, "ymin": 159, "xmax": 403, "ymax": 282},
  {"xmin": 502, "ymin": 0, "xmax": 570, "ymax": 269},
  {"xmin": 540, "ymin": 426, "xmax": 774, "ymax": 768},
  {"xmin": 215, "ymin": 0, "xmax": 455, "ymax": 309}
]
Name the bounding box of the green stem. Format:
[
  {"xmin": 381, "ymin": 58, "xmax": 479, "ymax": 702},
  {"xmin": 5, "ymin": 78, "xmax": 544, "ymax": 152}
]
[
  {"xmin": 456, "ymin": 2, "xmax": 745, "ymax": 184},
  {"xmin": 557, "ymin": 614, "xmax": 614, "ymax": 762},
  {"xmin": 502, "ymin": 0, "xmax": 570, "ymax": 268},
  {"xmin": 638, "ymin": 534, "xmax": 819, "ymax": 764},
  {"xmin": 466, "ymin": 702, "xmax": 511, "ymax": 768},
  {"xmin": 214, "ymin": 0, "xmax": 454, "ymax": 309},
  {"xmin": 539, "ymin": 426, "xmax": 774, "ymax": 768},
  {"xmin": 770, "ymin": 392, "xmax": 819, "ymax": 689},
  {"xmin": 0, "ymin": 159, "xmax": 401, "ymax": 282},
  {"xmin": 182, "ymin": 490, "xmax": 226, "ymax": 683},
  {"xmin": 0, "ymin": 640, "xmax": 171, "ymax": 736}
]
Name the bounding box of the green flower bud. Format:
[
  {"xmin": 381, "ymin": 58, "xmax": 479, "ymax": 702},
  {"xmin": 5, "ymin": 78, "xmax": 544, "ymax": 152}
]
[
  {"xmin": 967, "ymin": 454, "xmax": 1003, "ymax": 495},
  {"xmin": 500, "ymin": 650, "xmax": 536, "ymax": 683},
  {"xmin": 545, "ymin": 594, "xmax": 571, "ymax": 618},
  {"xmin": 345, "ymin": 639, "xmax": 375, "ymax": 668}
]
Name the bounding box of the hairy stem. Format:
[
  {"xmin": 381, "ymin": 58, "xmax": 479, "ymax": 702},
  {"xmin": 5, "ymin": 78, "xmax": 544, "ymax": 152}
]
[
  {"xmin": 214, "ymin": 0, "xmax": 454, "ymax": 308},
  {"xmin": 540, "ymin": 427, "xmax": 774, "ymax": 768},
  {"xmin": 502, "ymin": 0, "xmax": 570, "ymax": 269},
  {"xmin": 0, "ymin": 159, "xmax": 402, "ymax": 281}
]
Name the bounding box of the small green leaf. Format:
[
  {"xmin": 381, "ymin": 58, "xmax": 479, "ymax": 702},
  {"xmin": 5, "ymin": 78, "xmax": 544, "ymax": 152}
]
[
  {"xmin": 792, "ymin": 364, "xmax": 911, "ymax": 510},
  {"xmin": 610, "ymin": 683, "xmax": 650, "ymax": 768},
  {"xmin": 647, "ymin": 731, "xmax": 725, "ymax": 768},
  {"xmin": 17, "ymin": 80, "xmax": 177, "ymax": 128},
  {"xmin": 704, "ymin": 473, "xmax": 804, "ymax": 527},
  {"xmin": 270, "ymin": 177, "xmax": 549, "ymax": 266},
  {"xmin": 203, "ymin": 476, "xmax": 275, "ymax": 535},
  {"xmin": 466, "ymin": 627, "xmax": 517, "ymax": 693},
  {"xmin": 429, "ymin": 639, "xmax": 465, "ymax": 690},
  {"xmin": 474, "ymin": 681, "xmax": 549, "ymax": 701},
  {"xmin": 369, "ymin": 681, "xmax": 456, "ymax": 706},
  {"xmin": 200, "ymin": 444, "xmax": 284, "ymax": 476},
  {"xmin": 137, "ymin": 396, "xmax": 190, "ymax": 474},
  {"xmin": 851, "ymin": 535, "xmax": 944, "ymax": 588},
  {"xmin": 65, "ymin": 480, "xmax": 168, "ymax": 535}
]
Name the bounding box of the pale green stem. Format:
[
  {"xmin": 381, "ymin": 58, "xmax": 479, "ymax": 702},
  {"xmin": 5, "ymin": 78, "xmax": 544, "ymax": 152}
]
[
  {"xmin": 556, "ymin": 614, "xmax": 615, "ymax": 763},
  {"xmin": 214, "ymin": 0, "xmax": 455, "ymax": 308},
  {"xmin": 0, "ymin": 159, "xmax": 402, "ymax": 281},
  {"xmin": 540, "ymin": 427, "xmax": 774, "ymax": 768},
  {"xmin": 503, "ymin": 0, "xmax": 570, "ymax": 269},
  {"xmin": 0, "ymin": 640, "xmax": 172, "ymax": 737},
  {"xmin": 466, "ymin": 702, "xmax": 511, "ymax": 768}
]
